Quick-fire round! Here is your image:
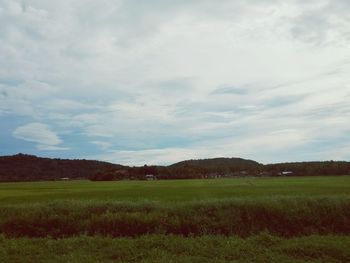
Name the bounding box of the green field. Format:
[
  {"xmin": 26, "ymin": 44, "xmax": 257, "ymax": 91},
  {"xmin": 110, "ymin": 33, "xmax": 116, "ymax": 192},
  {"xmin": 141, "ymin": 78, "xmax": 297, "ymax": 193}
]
[
  {"xmin": 0, "ymin": 176, "xmax": 349, "ymax": 204},
  {"xmin": 2, "ymin": 234, "xmax": 350, "ymax": 263},
  {"xmin": 1, "ymin": 176, "xmax": 350, "ymax": 262}
]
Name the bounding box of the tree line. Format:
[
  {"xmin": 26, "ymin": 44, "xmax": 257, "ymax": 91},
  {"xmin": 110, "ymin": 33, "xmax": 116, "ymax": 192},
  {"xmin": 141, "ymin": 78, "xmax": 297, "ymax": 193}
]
[
  {"xmin": 90, "ymin": 159, "xmax": 350, "ymax": 181},
  {"xmin": 1, "ymin": 154, "xmax": 350, "ymax": 182}
]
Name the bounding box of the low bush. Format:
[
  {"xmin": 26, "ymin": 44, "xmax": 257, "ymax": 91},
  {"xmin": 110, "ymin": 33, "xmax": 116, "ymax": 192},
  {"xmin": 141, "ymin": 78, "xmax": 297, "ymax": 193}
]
[{"xmin": 0, "ymin": 197, "xmax": 349, "ymax": 238}]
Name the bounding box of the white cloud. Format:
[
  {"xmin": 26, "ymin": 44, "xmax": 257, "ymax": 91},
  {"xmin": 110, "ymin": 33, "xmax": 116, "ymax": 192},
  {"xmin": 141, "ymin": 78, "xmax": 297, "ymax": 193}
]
[
  {"xmin": 89, "ymin": 148, "xmax": 201, "ymax": 166},
  {"xmin": 90, "ymin": 141, "xmax": 111, "ymax": 150},
  {"xmin": 13, "ymin": 123, "xmax": 67, "ymax": 150},
  {"xmin": 1, "ymin": 0, "xmax": 350, "ymax": 163},
  {"xmin": 288, "ymin": 0, "xmax": 350, "ymax": 45},
  {"xmin": 88, "ymin": 128, "xmax": 310, "ymax": 165}
]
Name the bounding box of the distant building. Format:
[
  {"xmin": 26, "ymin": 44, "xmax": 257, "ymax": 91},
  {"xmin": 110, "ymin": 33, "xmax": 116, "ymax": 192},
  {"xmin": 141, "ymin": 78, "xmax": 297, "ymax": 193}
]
[
  {"xmin": 280, "ymin": 171, "xmax": 293, "ymax": 176},
  {"xmin": 60, "ymin": 177, "xmax": 70, "ymax": 181},
  {"xmin": 145, "ymin": 174, "xmax": 156, "ymax": 180},
  {"xmin": 239, "ymin": 171, "xmax": 248, "ymax": 176}
]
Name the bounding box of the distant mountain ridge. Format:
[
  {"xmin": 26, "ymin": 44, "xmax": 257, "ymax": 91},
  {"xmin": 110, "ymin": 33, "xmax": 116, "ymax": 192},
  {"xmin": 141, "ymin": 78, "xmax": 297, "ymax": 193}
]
[
  {"xmin": 171, "ymin": 157, "xmax": 261, "ymax": 169},
  {"xmin": 0, "ymin": 153, "xmax": 125, "ymax": 182},
  {"xmin": 0, "ymin": 153, "xmax": 350, "ymax": 181}
]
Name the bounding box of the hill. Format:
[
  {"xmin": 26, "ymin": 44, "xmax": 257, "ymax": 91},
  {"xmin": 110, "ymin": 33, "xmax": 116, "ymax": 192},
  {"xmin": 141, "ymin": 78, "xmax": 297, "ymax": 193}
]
[
  {"xmin": 1, "ymin": 154, "xmax": 350, "ymax": 181},
  {"xmin": 265, "ymin": 161, "xmax": 350, "ymax": 176},
  {"xmin": 171, "ymin": 157, "xmax": 261, "ymax": 169},
  {"xmin": 165, "ymin": 157, "xmax": 262, "ymax": 178},
  {"xmin": 0, "ymin": 153, "xmax": 125, "ymax": 182}
]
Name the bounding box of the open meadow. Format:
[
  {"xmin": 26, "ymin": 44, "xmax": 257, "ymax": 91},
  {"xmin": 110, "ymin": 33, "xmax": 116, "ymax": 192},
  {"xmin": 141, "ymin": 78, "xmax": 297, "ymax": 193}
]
[
  {"xmin": 1, "ymin": 176, "xmax": 350, "ymax": 262},
  {"xmin": 1, "ymin": 176, "xmax": 349, "ymax": 204}
]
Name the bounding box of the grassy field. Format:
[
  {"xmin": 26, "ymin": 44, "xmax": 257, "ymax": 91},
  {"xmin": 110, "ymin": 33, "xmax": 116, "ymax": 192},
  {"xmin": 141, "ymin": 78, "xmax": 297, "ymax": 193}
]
[
  {"xmin": 1, "ymin": 234, "xmax": 350, "ymax": 263},
  {"xmin": 1, "ymin": 176, "xmax": 350, "ymax": 262},
  {"xmin": 0, "ymin": 176, "xmax": 349, "ymax": 204}
]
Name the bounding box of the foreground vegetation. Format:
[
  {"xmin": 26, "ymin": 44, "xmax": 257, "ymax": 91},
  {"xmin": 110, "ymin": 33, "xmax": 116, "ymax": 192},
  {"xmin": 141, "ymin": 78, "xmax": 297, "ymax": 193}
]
[
  {"xmin": 1, "ymin": 197, "xmax": 350, "ymax": 238},
  {"xmin": 1, "ymin": 234, "xmax": 350, "ymax": 263},
  {"xmin": 1, "ymin": 176, "xmax": 349, "ymax": 262},
  {"xmin": 0, "ymin": 177, "xmax": 349, "ymax": 238}
]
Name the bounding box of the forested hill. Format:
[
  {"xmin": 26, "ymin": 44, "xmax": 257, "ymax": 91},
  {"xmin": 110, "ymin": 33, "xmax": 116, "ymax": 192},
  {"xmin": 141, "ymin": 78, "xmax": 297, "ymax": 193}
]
[
  {"xmin": 264, "ymin": 161, "xmax": 350, "ymax": 176},
  {"xmin": 171, "ymin": 157, "xmax": 261, "ymax": 170},
  {"xmin": 1, "ymin": 154, "xmax": 350, "ymax": 181},
  {"xmin": 0, "ymin": 154, "xmax": 125, "ymax": 181}
]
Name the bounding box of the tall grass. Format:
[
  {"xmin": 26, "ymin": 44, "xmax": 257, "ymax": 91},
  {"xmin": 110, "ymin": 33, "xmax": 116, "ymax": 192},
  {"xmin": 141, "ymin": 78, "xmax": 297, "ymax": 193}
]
[
  {"xmin": 1, "ymin": 234, "xmax": 350, "ymax": 263},
  {"xmin": 1, "ymin": 197, "xmax": 350, "ymax": 238}
]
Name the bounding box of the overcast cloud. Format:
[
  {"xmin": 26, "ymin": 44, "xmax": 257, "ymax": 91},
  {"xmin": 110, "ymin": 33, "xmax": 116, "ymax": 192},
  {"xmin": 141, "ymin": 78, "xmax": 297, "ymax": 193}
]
[{"xmin": 1, "ymin": 0, "xmax": 349, "ymax": 165}]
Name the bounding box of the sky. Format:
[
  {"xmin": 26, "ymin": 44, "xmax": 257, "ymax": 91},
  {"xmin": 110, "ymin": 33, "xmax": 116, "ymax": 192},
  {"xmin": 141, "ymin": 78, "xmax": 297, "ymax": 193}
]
[{"xmin": 1, "ymin": 0, "xmax": 350, "ymax": 166}]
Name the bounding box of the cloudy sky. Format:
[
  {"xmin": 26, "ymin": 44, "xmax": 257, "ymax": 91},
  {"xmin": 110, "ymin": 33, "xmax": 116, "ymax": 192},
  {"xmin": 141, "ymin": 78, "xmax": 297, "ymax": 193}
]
[{"xmin": 1, "ymin": 0, "xmax": 350, "ymax": 165}]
